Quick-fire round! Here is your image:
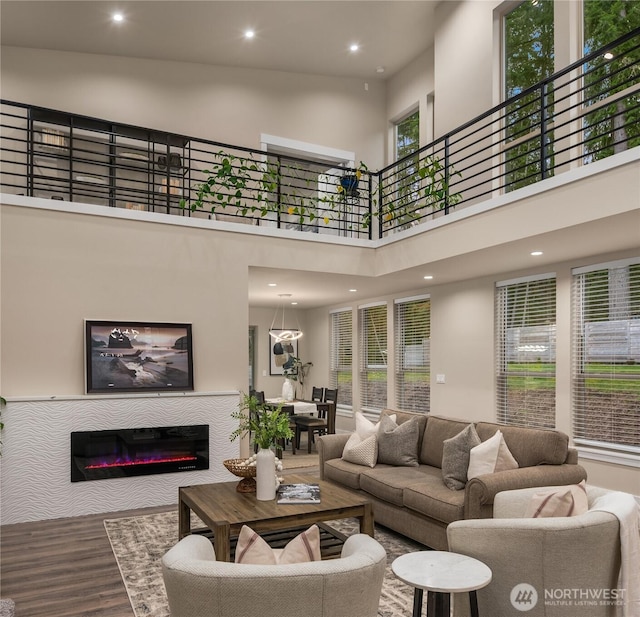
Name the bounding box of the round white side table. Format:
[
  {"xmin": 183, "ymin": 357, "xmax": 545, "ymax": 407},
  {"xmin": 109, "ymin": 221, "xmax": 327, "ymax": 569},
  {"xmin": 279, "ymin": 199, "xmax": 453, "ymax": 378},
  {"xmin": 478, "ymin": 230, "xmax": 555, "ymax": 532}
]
[{"xmin": 391, "ymin": 551, "xmax": 492, "ymax": 617}]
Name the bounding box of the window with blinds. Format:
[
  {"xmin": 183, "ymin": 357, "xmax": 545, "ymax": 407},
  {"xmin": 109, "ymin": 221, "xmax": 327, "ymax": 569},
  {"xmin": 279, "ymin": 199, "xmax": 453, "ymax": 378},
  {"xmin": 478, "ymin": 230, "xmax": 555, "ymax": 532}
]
[
  {"xmin": 329, "ymin": 308, "xmax": 352, "ymax": 408},
  {"xmin": 359, "ymin": 303, "xmax": 388, "ymax": 411},
  {"xmin": 496, "ymin": 274, "xmax": 556, "ymax": 428},
  {"xmin": 395, "ymin": 295, "xmax": 430, "ymax": 412},
  {"xmin": 572, "ymin": 259, "xmax": 640, "ymax": 454}
]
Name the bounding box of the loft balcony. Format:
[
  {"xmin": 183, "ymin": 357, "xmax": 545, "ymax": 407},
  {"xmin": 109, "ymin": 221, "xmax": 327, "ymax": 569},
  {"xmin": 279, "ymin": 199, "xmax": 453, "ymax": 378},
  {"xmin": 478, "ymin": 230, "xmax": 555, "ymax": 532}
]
[{"xmin": 1, "ymin": 27, "xmax": 639, "ymax": 241}]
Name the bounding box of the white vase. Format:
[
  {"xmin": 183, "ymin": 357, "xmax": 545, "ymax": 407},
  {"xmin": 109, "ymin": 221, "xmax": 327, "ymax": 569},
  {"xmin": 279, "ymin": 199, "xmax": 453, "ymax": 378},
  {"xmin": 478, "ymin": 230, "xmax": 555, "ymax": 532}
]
[
  {"xmin": 255, "ymin": 447, "xmax": 276, "ymax": 501},
  {"xmin": 282, "ymin": 378, "xmax": 295, "ymax": 402}
]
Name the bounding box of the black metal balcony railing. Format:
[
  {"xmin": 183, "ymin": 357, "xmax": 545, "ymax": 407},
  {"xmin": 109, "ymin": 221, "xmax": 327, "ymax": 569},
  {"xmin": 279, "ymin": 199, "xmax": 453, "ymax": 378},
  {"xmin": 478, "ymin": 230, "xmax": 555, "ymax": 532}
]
[
  {"xmin": 0, "ymin": 104, "xmax": 375, "ymax": 239},
  {"xmin": 1, "ymin": 27, "xmax": 639, "ymax": 239}
]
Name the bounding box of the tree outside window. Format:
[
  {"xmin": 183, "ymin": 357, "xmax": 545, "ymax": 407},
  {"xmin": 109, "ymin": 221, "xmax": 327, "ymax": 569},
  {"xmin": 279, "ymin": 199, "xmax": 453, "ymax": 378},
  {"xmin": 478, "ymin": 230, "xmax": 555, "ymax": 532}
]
[
  {"xmin": 582, "ymin": 0, "xmax": 640, "ymax": 162},
  {"xmin": 503, "ymin": 0, "xmax": 554, "ymax": 191},
  {"xmin": 391, "ymin": 110, "xmax": 422, "ymax": 228}
]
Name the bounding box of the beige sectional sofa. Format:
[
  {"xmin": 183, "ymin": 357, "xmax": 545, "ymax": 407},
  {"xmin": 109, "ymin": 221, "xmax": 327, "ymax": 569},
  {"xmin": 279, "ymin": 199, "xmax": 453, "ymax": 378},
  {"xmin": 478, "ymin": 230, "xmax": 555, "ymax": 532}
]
[{"xmin": 317, "ymin": 409, "xmax": 587, "ymax": 550}]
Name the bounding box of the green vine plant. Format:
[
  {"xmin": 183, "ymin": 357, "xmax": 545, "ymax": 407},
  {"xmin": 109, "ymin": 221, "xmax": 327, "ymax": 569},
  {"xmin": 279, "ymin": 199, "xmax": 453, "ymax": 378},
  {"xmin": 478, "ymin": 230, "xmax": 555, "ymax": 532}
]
[
  {"xmin": 379, "ymin": 153, "xmax": 462, "ymax": 230},
  {"xmin": 182, "ymin": 151, "xmax": 370, "ymax": 230},
  {"xmin": 229, "ymin": 392, "xmax": 293, "ymax": 450}
]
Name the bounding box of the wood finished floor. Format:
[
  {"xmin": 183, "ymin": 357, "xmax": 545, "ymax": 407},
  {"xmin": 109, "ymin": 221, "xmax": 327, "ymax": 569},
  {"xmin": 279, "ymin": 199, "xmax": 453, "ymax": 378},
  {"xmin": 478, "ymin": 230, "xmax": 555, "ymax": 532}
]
[{"xmin": 1, "ymin": 467, "xmax": 318, "ymax": 617}]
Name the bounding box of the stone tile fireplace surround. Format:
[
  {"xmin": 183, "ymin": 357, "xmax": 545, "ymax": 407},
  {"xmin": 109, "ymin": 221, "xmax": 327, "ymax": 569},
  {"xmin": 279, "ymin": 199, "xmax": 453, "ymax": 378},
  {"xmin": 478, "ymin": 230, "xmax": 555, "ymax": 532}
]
[{"xmin": 0, "ymin": 392, "xmax": 238, "ymax": 524}]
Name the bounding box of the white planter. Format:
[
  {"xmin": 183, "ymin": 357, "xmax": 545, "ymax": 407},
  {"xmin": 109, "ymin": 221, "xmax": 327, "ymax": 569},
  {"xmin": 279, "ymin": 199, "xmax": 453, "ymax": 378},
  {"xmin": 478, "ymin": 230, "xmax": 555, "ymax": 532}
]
[
  {"xmin": 282, "ymin": 379, "xmax": 295, "ymax": 402},
  {"xmin": 255, "ymin": 447, "xmax": 276, "ymax": 501}
]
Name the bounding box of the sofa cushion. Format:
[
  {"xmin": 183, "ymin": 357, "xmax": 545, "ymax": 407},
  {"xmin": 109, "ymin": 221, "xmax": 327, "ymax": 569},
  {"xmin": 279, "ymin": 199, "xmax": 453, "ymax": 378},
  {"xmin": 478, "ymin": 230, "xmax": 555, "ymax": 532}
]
[
  {"xmin": 420, "ymin": 415, "xmax": 473, "ymax": 468},
  {"xmin": 324, "ymin": 458, "xmax": 394, "ymax": 490},
  {"xmin": 377, "ymin": 415, "xmax": 420, "ymax": 466},
  {"xmin": 359, "ymin": 465, "xmax": 433, "ymax": 507},
  {"xmin": 467, "ymin": 430, "xmax": 518, "ymax": 479},
  {"xmin": 403, "ymin": 470, "xmax": 466, "ymax": 524},
  {"xmin": 475, "ymin": 422, "xmax": 569, "ymax": 467},
  {"xmin": 342, "ymin": 433, "xmax": 378, "ymax": 467},
  {"xmin": 524, "ymin": 480, "xmax": 588, "ymax": 518},
  {"xmin": 441, "ymin": 423, "xmax": 481, "ymax": 490},
  {"xmin": 381, "ymin": 408, "xmax": 427, "ymax": 446}
]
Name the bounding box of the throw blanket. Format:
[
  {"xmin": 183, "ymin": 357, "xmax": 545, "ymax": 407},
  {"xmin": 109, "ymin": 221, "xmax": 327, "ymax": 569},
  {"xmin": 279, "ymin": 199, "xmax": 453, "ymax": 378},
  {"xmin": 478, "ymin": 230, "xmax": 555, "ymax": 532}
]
[{"xmin": 591, "ymin": 491, "xmax": 640, "ymax": 617}]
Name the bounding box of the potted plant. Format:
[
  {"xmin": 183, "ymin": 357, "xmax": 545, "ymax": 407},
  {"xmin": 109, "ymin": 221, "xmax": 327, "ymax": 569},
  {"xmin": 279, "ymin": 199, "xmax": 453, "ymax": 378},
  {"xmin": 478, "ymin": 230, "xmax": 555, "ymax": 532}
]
[
  {"xmin": 230, "ymin": 392, "xmax": 293, "ymax": 500},
  {"xmin": 283, "ymin": 356, "xmax": 313, "ymax": 400},
  {"xmin": 337, "ymin": 161, "xmax": 368, "ymax": 198}
]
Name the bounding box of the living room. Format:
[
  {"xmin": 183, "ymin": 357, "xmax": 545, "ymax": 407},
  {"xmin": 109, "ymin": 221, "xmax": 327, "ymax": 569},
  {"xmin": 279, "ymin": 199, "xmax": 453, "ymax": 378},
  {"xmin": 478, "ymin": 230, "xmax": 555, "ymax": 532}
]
[{"xmin": 1, "ymin": 1, "xmax": 639, "ymax": 616}]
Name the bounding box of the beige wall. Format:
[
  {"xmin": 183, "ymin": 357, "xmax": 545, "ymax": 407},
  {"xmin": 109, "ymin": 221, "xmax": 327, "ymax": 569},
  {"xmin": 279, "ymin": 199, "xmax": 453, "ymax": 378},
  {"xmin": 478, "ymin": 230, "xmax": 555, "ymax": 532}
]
[
  {"xmin": 0, "ymin": 200, "xmax": 375, "ymax": 397},
  {"xmin": 0, "ymin": 46, "xmax": 387, "ymax": 169},
  {"xmin": 1, "ymin": 205, "xmax": 249, "ymax": 395},
  {"xmin": 433, "ymin": 0, "xmax": 498, "ymax": 137},
  {"xmin": 386, "ymin": 47, "xmax": 435, "ymax": 160}
]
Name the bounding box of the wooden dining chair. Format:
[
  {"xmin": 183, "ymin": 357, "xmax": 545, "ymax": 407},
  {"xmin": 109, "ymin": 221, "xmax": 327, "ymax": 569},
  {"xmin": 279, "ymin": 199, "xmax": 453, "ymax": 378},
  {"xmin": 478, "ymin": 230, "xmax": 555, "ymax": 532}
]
[
  {"xmin": 323, "ymin": 388, "xmax": 338, "ymax": 405},
  {"xmin": 293, "ymin": 395, "xmax": 336, "ymax": 453},
  {"xmin": 249, "ymin": 389, "xmax": 266, "ymax": 404},
  {"xmin": 311, "ymin": 386, "xmax": 324, "ymax": 402}
]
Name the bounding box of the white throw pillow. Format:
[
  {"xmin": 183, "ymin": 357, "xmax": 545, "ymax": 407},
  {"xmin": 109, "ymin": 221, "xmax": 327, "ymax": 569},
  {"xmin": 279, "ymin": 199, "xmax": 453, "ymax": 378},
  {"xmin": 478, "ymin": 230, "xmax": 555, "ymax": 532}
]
[
  {"xmin": 342, "ymin": 432, "xmax": 378, "ymax": 467},
  {"xmin": 354, "ymin": 411, "xmax": 396, "ymax": 439},
  {"xmin": 467, "ymin": 430, "xmax": 518, "ymax": 480}
]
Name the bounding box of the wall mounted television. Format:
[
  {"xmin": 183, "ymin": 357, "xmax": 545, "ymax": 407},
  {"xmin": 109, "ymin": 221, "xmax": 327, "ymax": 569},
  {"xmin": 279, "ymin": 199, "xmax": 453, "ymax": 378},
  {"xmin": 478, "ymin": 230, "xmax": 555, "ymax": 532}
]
[{"xmin": 85, "ymin": 320, "xmax": 194, "ymax": 394}]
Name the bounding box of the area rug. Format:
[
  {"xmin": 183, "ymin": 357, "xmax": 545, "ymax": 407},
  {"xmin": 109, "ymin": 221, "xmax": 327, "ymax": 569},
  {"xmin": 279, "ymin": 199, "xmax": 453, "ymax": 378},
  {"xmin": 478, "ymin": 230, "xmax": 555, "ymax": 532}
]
[{"xmin": 104, "ymin": 511, "xmax": 425, "ymax": 617}]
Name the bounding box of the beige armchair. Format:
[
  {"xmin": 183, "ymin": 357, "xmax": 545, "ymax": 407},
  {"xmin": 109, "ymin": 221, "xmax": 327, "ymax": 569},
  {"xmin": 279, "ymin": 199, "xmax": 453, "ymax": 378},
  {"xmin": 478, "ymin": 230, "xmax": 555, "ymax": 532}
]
[
  {"xmin": 447, "ymin": 485, "xmax": 629, "ymax": 617},
  {"xmin": 162, "ymin": 532, "xmax": 387, "ymax": 617}
]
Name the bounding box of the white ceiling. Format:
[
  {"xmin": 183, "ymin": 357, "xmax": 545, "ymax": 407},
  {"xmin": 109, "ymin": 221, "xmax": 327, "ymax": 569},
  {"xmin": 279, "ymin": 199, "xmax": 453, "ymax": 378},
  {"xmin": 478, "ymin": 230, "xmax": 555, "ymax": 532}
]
[{"xmin": 0, "ymin": 0, "xmax": 436, "ymax": 80}]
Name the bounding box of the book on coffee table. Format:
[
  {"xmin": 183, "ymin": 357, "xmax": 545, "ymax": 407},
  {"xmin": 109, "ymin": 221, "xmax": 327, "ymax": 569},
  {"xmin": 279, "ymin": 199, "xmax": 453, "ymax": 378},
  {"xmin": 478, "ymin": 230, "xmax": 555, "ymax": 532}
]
[{"xmin": 277, "ymin": 483, "xmax": 321, "ymax": 504}]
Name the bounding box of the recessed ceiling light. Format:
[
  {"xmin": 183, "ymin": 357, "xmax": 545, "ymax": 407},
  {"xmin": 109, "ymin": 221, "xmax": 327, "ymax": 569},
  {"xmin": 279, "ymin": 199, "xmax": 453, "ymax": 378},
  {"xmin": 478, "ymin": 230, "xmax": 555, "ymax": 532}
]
[
  {"xmin": 350, "ymin": 44, "xmax": 359, "ymax": 52},
  {"xmin": 531, "ymin": 251, "xmax": 543, "ymax": 256},
  {"xmin": 291, "ymin": 301, "xmax": 298, "ymax": 305},
  {"xmin": 349, "ymin": 288, "xmax": 357, "ymax": 292},
  {"xmin": 244, "ymin": 29, "xmax": 255, "ymax": 39},
  {"xmin": 423, "ymin": 275, "xmax": 433, "ymax": 280},
  {"xmin": 604, "ymin": 52, "xmax": 614, "ymax": 60},
  {"xmin": 268, "ymin": 283, "xmax": 277, "ymax": 287},
  {"xmin": 112, "ymin": 12, "xmax": 124, "ymax": 22}
]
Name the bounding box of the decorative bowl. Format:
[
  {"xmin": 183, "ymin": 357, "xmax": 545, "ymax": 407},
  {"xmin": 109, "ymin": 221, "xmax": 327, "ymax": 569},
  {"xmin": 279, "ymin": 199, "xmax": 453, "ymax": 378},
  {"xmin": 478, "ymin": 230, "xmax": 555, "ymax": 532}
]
[{"xmin": 223, "ymin": 458, "xmax": 257, "ymax": 493}]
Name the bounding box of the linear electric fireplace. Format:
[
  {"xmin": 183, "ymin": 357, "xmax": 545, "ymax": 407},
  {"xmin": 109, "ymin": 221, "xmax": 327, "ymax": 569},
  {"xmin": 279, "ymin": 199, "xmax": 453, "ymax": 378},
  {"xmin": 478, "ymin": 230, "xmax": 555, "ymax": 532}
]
[{"xmin": 71, "ymin": 424, "xmax": 209, "ymax": 482}]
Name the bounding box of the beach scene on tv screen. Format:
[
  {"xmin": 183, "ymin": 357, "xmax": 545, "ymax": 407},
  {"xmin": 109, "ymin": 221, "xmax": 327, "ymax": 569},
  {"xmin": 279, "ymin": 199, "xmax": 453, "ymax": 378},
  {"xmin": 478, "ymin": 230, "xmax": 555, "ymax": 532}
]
[{"xmin": 88, "ymin": 324, "xmax": 191, "ymax": 391}]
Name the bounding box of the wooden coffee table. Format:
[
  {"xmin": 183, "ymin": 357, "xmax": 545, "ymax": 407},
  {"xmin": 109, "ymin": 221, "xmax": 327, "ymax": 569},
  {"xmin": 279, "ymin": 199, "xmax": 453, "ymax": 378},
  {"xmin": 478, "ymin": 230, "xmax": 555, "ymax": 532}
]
[{"xmin": 178, "ymin": 473, "xmax": 374, "ymax": 562}]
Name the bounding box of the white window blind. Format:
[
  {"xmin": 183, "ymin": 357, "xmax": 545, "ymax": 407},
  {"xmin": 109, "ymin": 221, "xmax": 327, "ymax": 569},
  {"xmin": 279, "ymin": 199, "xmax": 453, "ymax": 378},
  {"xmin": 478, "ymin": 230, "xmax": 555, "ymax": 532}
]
[
  {"xmin": 496, "ymin": 274, "xmax": 556, "ymax": 428},
  {"xmin": 572, "ymin": 259, "xmax": 640, "ymax": 454},
  {"xmin": 329, "ymin": 308, "xmax": 352, "ymax": 408},
  {"xmin": 395, "ymin": 295, "xmax": 430, "ymax": 412},
  {"xmin": 359, "ymin": 303, "xmax": 387, "ymax": 412}
]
